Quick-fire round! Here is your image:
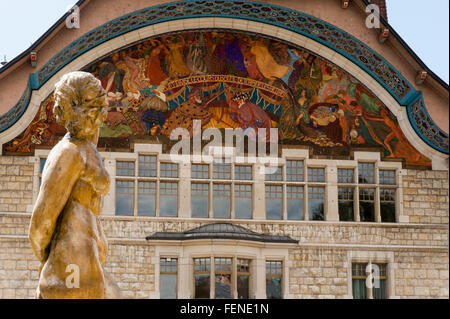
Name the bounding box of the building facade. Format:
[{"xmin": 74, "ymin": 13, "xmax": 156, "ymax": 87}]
[{"xmin": 0, "ymin": 0, "xmax": 448, "ymax": 299}]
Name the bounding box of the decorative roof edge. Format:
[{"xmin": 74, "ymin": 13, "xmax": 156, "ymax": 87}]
[{"xmin": 0, "ymin": 0, "xmax": 448, "ymax": 154}]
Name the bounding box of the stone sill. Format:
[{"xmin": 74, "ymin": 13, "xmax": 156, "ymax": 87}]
[{"xmin": 0, "ymin": 211, "xmax": 448, "ymax": 229}]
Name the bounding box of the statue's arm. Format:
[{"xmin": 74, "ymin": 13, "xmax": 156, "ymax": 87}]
[{"xmin": 29, "ymin": 142, "xmax": 83, "ymax": 262}]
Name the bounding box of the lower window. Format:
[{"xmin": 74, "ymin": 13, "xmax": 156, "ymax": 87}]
[
  {"xmin": 266, "ymin": 260, "xmax": 282, "ymax": 299},
  {"xmin": 193, "ymin": 257, "xmax": 255, "ymax": 299},
  {"xmin": 160, "ymin": 258, "xmax": 177, "ymax": 299},
  {"xmin": 352, "ymin": 263, "xmax": 387, "ymax": 299},
  {"xmin": 215, "ymin": 258, "xmax": 232, "ymax": 299}
]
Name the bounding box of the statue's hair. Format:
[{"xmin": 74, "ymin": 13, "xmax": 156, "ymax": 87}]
[{"xmin": 53, "ymin": 71, "xmax": 107, "ymax": 137}]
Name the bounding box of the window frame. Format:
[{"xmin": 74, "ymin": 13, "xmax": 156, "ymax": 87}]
[
  {"xmin": 347, "ymin": 250, "xmax": 395, "ymax": 299},
  {"xmin": 190, "ymin": 160, "xmax": 254, "ymax": 219},
  {"xmin": 351, "ymin": 262, "xmax": 389, "ymax": 299},
  {"xmin": 265, "ymin": 259, "xmax": 284, "ymax": 299},
  {"xmin": 159, "ymin": 257, "xmax": 178, "ymax": 299},
  {"xmin": 114, "ymin": 153, "xmax": 180, "ymax": 217}
]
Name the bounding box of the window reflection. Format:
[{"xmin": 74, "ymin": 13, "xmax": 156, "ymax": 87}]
[
  {"xmin": 192, "ymin": 183, "xmax": 209, "ymax": 218},
  {"xmin": 338, "ymin": 187, "xmax": 354, "ymax": 221},
  {"xmin": 380, "ymin": 189, "xmax": 395, "ymax": 222},
  {"xmin": 116, "ymin": 161, "xmax": 135, "ymax": 176},
  {"xmin": 235, "ymin": 165, "xmax": 252, "ymax": 180},
  {"xmin": 116, "ymin": 180, "xmax": 134, "ymax": 216},
  {"xmin": 138, "ymin": 181, "xmax": 156, "ymax": 216},
  {"xmin": 194, "ymin": 258, "xmax": 210, "ymax": 299},
  {"xmin": 358, "ymin": 163, "xmax": 374, "ymax": 184},
  {"xmin": 160, "ymin": 182, "xmax": 178, "ymax": 217},
  {"xmin": 287, "ymin": 186, "xmax": 303, "ymax": 220},
  {"xmin": 213, "ymin": 184, "xmax": 231, "ymax": 218},
  {"xmin": 138, "ymin": 155, "xmax": 157, "ymax": 177},
  {"xmin": 266, "ymin": 261, "xmax": 282, "ymax": 299},
  {"xmin": 235, "ymin": 184, "xmax": 252, "ymax": 219},
  {"xmin": 192, "ymin": 164, "xmax": 209, "ymax": 179},
  {"xmin": 265, "ymin": 185, "xmax": 282, "ymax": 220},
  {"xmin": 359, "ymin": 188, "xmax": 375, "ymax": 222},
  {"xmin": 286, "ymin": 160, "xmax": 303, "ymax": 182},
  {"xmin": 308, "ymin": 187, "xmax": 324, "ymax": 220},
  {"xmin": 160, "ymin": 258, "xmax": 177, "ymax": 299},
  {"xmin": 237, "ymin": 259, "xmax": 250, "ymax": 299}
]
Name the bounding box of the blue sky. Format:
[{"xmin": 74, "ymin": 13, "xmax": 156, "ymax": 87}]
[{"xmin": 0, "ymin": 0, "xmax": 448, "ymax": 84}]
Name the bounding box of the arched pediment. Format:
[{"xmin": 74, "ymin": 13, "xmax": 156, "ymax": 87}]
[{"xmin": 0, "ymin": 1, "xmax": 447, "ymax": 167}]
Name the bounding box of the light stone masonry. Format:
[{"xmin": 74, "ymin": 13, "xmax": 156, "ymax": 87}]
[{"xmin": 0, "ymin": 156, "xmax": 448, "ymax": 298}]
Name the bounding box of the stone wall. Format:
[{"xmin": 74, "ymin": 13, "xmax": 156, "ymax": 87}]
[
  {"xmin": 394, "ymin": 250, "xmax": 449, "ymax": 298},
  {"xmin": 106, "ymin": 242, "xmax": 155, "ymax": 298},
  {"xmin": 0, "ymin": 213, "xmax": 448, "ymax": 299},
  {"xmin": 0, "ymin": 156, "xmax": 33, "ymax": 213},
  {"xmin": 0, "ymin": 156, "xmax": 448, "ymax": 299},
  {"xmin": 0, "ymin": 235, "xmax": 156, "ymax": 299},
  {"xmin": 289, "ymin": 248, "xmax": 348, "ymax": 299},
  {"xmin": 402, "ymin": 169, "xmax": 449, "ymax": 224}
]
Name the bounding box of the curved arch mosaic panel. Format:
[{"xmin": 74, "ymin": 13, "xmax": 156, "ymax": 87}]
[
  {"xmin": 0, "ymin": 0, "xmax": 447, "ymax": 155},
  {"xmin": 4, "ymin": 30, "xmax": 431, "ymax": 167}
]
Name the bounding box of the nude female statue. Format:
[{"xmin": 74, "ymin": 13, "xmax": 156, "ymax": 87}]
[{"xmin": 29, "ymin": 71, "xmax": 121, "ymax": 299}]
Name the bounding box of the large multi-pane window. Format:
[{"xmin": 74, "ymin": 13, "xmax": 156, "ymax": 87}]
[
  {"xmin": 115, "ymin": 156, "xmax": 179, "ymax": 216},
  {"xmin": 337, "ymin": 163, "xmax": 397, "ymax": 222},
  {"xmin": 352, "ymin": 263, "xmax": 387, "ymax": 299},
  {"xmin": 191, "ymin": 162, "xmax": 253, "ymax": 219},
  {"xmin": 266, "ymin": 261, "xmax": 282, "ymax": 299},
  {"xmin": 111, "ymin": 154, "xmax": 397, "ymax": 223},
  {"xmin": 160, "ymin": 258, "xmax": 177, "ymax": 299},
  {"xmin": 264, "ymin": 161, "xmax": 330, "ymax": 221}
]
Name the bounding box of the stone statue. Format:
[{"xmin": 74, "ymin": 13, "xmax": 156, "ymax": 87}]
[{"xmin": 29, "ymin": 71, "xmax": 121, "ymax": 299}]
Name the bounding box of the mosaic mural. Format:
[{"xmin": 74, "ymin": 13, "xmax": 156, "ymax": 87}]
[{"xmin": 3, "ymin": 31, "xmax": 430, "ymax": 167}]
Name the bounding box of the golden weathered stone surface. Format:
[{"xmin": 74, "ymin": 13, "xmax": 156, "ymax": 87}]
[{"xmin": 28, "ymin": 71, "xmax": 121, "ymax": 299}]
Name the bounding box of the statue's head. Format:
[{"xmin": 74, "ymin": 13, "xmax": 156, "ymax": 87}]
[{"xmin": 53, "ymin": 71, "xmax": 107, "ymax": 141}]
